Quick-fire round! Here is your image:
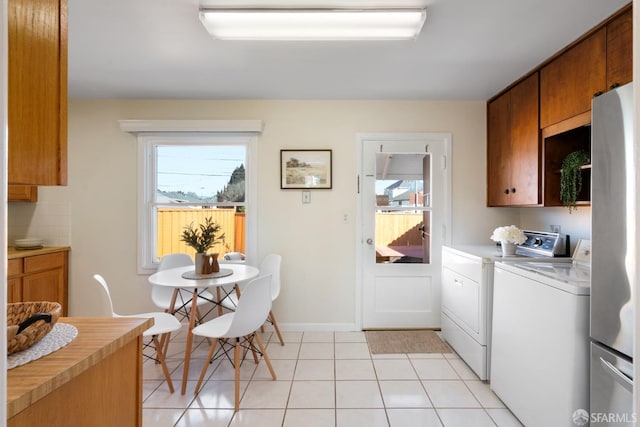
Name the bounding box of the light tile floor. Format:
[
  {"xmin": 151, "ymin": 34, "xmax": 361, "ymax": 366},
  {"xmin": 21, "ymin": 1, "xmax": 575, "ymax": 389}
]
[{"xmin": 142, "ymin": 329, "xmax": 523, "ymax": 427}]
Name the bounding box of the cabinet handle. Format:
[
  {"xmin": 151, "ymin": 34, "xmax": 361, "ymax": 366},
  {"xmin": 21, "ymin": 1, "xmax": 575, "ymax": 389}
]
[
  {"xmin": 504, "ymin": 189, "xmax": 509, "ymax": 194},
  {"xmin": 454, "ymin": 279, "xmax": 463, "ymax": 287},
  {"xmin": 511, "ymin": 188, "xmax": 516, "ymax": 193},
  {"xmin": 594, "ymin": 91, "xmax": 604, "ymax": 97},
  {"xmin": 610, "ymin": 83, "xmax": 621, "ymax": 90}
]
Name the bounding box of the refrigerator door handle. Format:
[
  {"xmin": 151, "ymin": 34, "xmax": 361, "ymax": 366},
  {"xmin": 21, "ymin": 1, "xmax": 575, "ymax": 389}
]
[{"xmin": 600, "ymin": 357, "xmax": 633, "ymax": 392}]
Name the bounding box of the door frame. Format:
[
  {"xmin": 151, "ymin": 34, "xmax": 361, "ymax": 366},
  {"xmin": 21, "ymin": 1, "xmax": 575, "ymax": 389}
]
[{"xmin": 355, "ymin": 132, "xmax": 452, "ymax": 330}]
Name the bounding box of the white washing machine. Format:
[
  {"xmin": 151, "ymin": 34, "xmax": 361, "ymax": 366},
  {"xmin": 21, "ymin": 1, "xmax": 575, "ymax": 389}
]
[
  {"xmin": 490, "ymin": 240, "xmax": 591, "ymax": 427},
  {"xmin": 441, "ymin": 230, "xmax": 572, "ymax": 380}
]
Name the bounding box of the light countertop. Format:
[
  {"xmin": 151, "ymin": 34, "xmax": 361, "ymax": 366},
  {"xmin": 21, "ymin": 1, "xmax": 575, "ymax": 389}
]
[{"xmin": 7, "ymin": 246, "xmax": 70, "ymax": 259}]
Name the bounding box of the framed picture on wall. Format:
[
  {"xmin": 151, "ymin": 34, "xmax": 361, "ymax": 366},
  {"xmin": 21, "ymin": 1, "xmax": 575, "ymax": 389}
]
[{"xmin": 280, "ymin": 149, "xmax": 332, "ymax": 189}]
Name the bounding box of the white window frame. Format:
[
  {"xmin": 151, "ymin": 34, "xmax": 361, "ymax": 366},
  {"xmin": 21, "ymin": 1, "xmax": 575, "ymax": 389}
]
[{"xmin": 120, "ymin": 120, "xmax": 261, "ymax": 274}]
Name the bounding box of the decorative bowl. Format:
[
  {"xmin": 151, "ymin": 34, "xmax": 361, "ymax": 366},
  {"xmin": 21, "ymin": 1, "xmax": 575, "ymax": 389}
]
[
  {"xmin": 14, "ymin": 238, "xmax": 44, "ymax": 249},
  {"xmin": 7, "ymin": 301, "xmax": 61, "ymax": 355}
]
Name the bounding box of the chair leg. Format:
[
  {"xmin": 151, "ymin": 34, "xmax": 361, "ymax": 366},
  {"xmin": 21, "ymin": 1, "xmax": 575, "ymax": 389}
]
[
  {"xmin": 269, "ymin": 310, "xmax": 285, "ymax": 346},
  {"xmin": 234, "ymin": 338, "xmax": 241, "ymax": 412},
  {"xmin": 159, "ymin": 332, "xmax": 173, "ymax": 363},
  {"xmin": 244, "ymin": 334, "xmax": 259, "ymax": 364},
  {"xmin": 254, "ymin": 333, "xmax": 277, "ymax": 380},
  {"xmin": 153, "ymin": 334, "xmax": 175, "ymax": 393},
  {"xmin": 216, "ymin": 288, "xmax": 224, "ymax": 317},
  {"xmin": 196, "ymin": 306, "xmax": 205, "ymax": 324},
  {"xmin": 157, "ymin": 332, "xmax": 168, "ymax": 361},
  {"xmin": 194, "ymin": 339, "xmax": 218, "ymax": 395},
  {"xmin": 195, "ymin": 307, "xmax": 213, "ymax": 346}
]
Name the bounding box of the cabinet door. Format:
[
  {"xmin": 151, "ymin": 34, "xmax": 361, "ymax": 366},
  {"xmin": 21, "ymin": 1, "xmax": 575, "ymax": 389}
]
[
  {"xmin": 508, "ymin": 73, "xmax": 540, "ymax": 205},
  {"xmin": 22, "ymin": 269, "xmax": 65, "ymax": 304},
  {"xmin": 487, "ymin": 91, "xmax": 511, "ymax": 206},
  {"xmin": 540, "ymin": 29, "xmax": 606, "ymax": 128},
  {"xmin": 606, "ymin": 7, "xmax": 632, "ymax": 89},
  {"xmin": 8, "ymin": 0, "xmax": 67, "ymax": 185},
  {"xmin": 7, "ymin": 278, "xmax": 22, "ymax": 303},
  {"xmin": 487, "ymin": 73, "xmax": 540, "ymax": 207}
]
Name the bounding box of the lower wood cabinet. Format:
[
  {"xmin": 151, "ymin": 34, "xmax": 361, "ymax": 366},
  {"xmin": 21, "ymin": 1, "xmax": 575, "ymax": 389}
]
[
  {"xmin": 7, "ymin": 317, "xmax": 150, "ymax": 427},
  {"xmin": 7, "ymin": 248, "xmax": 69, "ymax": 316}
]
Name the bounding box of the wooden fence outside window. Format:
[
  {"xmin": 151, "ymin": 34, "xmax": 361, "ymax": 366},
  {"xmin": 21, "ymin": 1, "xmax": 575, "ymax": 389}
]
[{"xmin": 156, "ymin": 208, "xmax": 245, "ymax": 259}]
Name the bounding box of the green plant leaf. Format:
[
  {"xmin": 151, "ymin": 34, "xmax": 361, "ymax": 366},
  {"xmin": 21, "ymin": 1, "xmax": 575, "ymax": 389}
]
[
  {"xmin": 179, "ymin": 216, "xmax": 226, "ymax": 253},
  {"xmin": 560, "ymin": 150, "xmax": 590, "ymax": 213}
]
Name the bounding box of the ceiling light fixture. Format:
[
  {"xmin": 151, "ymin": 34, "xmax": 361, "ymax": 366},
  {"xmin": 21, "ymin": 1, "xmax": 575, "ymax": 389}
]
[{"xmin": 198, "ymin": 8, "xmax": 427, "ymax": 41}]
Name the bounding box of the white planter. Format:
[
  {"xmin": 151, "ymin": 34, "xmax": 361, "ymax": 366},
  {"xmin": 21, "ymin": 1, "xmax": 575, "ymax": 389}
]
[{"xmin": 501, "ymin": 241, "xmax": 517, "ymax": 257}]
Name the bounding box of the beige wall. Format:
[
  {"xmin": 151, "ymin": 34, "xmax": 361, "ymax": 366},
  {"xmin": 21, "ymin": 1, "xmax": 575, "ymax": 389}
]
[{"xmin": 14, "ymin": 99, "xmax": 523, "ymax": 328}]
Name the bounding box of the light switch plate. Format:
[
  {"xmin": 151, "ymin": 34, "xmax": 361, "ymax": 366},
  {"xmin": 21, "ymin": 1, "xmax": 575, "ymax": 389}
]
[{"xmin": 302, "ymin": 191, "xmax": 311, "ymax": 204}]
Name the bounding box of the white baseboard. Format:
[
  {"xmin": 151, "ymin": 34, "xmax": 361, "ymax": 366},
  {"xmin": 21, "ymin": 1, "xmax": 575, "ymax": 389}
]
[{"xmin": 264, "ymin": 323, "xmax": 360, "ymax": 332}]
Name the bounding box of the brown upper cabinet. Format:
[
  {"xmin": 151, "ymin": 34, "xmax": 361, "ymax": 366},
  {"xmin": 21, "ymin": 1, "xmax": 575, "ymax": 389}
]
[
  {"xmin": 487, "ymin": 3, "xmax": 631, "ymax": 208},
  {"xmin": 540, "ymin": 29, "xmax": 607, "ymax": 129},
  {"xmin": 540, "ymin": 4, "xmax": 632, "ymax": 130},
  {"xmin": 487, "ymin": 73, "xmax": 541, "ymax": 207},
  {"xmin": 606, "ymin": 6, "xmax": 633, "ymax": 89},
  {"xmin": 8, "ymin": 0, "xmax": 67, "ymax": 186}
]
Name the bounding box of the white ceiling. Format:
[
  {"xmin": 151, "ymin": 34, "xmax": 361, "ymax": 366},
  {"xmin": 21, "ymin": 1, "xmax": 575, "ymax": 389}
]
[{"xmin": 67, "ymin": 0, "xmax": 630, "ymax": 100}]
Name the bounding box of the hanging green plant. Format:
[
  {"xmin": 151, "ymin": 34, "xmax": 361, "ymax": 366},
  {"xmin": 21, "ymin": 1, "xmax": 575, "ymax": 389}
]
[{"xmin": 560, "ymin": 150, "xmax": 590, "ymax": 213}]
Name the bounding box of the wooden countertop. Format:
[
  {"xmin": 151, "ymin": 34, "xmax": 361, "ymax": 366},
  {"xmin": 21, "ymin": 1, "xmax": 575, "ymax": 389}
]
[
  {"xmin": 6, "ymin": 317, "xmax": 152, "ymax": 418},
  {"xmin": 8, "ymin": 246, "xmax": 70, "ymax": 260}
]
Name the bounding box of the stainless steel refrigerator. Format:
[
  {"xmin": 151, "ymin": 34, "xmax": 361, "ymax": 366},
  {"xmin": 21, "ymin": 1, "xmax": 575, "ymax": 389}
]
[{"xmin": 591, "ymin": 82, "xmax": 635, "ymax": 425}]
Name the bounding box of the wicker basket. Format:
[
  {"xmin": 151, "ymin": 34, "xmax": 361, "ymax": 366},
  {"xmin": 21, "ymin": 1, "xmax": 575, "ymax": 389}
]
[{"xmin": 7, "ymin": 301, "xmax": 61, "ymax": 355}]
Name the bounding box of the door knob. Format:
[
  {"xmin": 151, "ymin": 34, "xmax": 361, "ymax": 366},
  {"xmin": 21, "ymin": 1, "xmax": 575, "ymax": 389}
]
[{"xmin": 366, "ymin": 238, "xmax": 374, "ymax": 245}]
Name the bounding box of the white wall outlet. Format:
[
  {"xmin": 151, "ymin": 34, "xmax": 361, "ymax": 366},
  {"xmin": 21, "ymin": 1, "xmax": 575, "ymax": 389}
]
[
  {"xmin": 302, "ymin": 191, "xmax": 311, "ymax": 204},
  {"xmin": 342, "ymin": 213, "xmax": 349, "ymax": 224},
  {"xmin": 550, "ymin": 224, "xmax": 561, "ymax": 234}
]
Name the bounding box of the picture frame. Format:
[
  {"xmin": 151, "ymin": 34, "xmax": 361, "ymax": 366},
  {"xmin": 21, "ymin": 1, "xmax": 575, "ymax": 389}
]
[{"xmin": 280, "ymin": 149, "xmax": 332, "ymax": 189}]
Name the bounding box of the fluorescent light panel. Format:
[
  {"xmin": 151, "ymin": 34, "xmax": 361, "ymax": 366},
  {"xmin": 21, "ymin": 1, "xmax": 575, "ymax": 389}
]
[{"xmin": 199, "ymin": 8, "xmax": 426, "ymax": 40}]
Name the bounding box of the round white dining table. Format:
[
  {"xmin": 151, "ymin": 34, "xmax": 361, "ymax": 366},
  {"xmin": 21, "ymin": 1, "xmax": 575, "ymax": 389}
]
[{"xmin": 148, "ymin": 263, "xmax": 259, "ymax": 394}]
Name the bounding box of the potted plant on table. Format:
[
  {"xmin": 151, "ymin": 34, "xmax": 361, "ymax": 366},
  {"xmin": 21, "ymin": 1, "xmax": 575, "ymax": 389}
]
[{"xmin": 180, "ymin": 217, "xmax": 225, "ymax": 275}]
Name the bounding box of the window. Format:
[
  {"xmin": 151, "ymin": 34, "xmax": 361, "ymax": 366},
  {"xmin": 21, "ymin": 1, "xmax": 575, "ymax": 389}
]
[
  {"xmin": 136, "ymin": 132, "xmax": 257, "ymax": 273},
  {"xmin": 374, "ymin": 153, "xmax": 431, "ymax": 264}
]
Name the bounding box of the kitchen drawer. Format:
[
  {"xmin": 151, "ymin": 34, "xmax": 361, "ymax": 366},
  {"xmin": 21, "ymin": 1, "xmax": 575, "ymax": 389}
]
[
  {"xmin": 442, "ymin": 267, "xmax": 480, "ymax": 334},
  {"xmin": 7, "ymin": 259, "xmax": 22, "ymax": 277},
  {"xmin": 24, "ymin": 252, "xmax": 66, "ymax": 273},
  {"xmin": 441, "ymin": 313, "xmax": 488, "ymax": 380},
  {"xmin": 442, "ymin": 248, "xmax": 483, "ymax": 283}
]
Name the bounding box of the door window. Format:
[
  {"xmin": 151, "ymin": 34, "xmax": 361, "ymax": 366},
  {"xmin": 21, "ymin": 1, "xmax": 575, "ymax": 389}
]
[{"xmin": 375, "ymin": 153, "xmax": 431, "ymax": 264}]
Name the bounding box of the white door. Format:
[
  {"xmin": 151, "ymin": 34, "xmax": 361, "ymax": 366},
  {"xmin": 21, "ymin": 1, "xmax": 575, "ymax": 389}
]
[{"xmin": 358, "ymin": 133, "xmax": 451, "ymax": 329}]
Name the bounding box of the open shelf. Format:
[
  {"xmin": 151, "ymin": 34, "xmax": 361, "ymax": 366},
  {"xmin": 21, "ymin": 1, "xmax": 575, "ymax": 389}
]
[
  {"xmin": 553, "ymin": 163, "xmax": 592, "ymax": 174},
  {"xmin": 543, "ymin": 124, "xmax": 591, "ymax": 207}
]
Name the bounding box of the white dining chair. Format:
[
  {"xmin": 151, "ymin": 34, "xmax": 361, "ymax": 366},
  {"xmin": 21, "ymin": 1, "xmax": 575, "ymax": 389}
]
[
  {"xmin": 192, "ymin": 274, "xmax": 277, "ymax": 411},
  {"xmin": 152, "ymin": 253, "xmax": 215, "ymax": 321},
  {"xmin": 219, "ymin": 254, "xmax": 285, "ymax": 345},
  {"xmin": 93, "ymin": 273, "xmax": 182, "ymax": 393},
  {"xmin": 222, "ymin": 251, "xmax": 246, "ymax": 264}
]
